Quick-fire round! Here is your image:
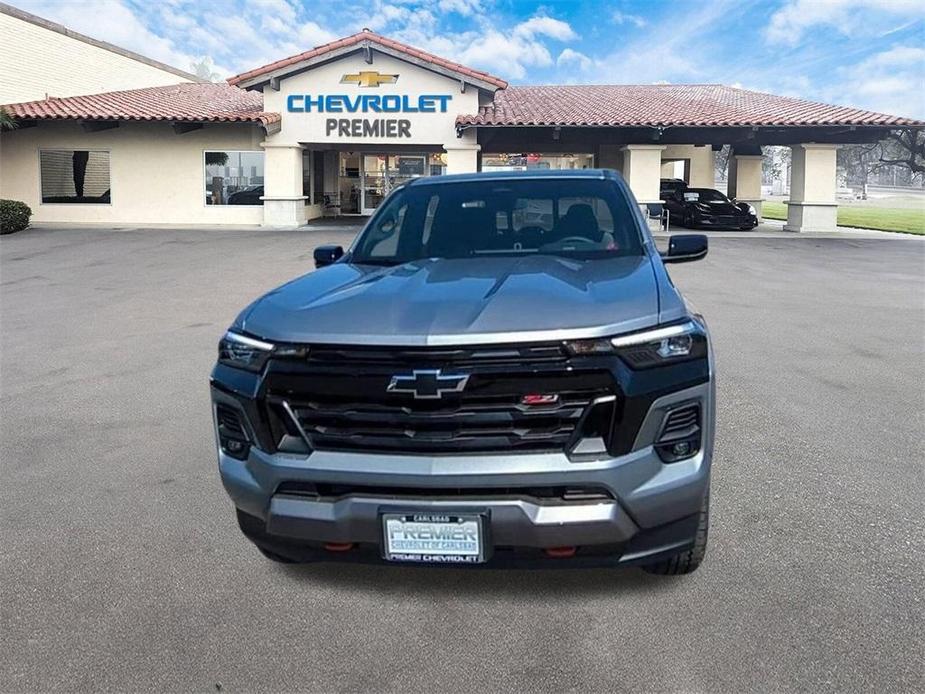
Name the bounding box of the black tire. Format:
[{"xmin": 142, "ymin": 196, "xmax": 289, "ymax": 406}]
[
  {"xmin": 258, "ymin": 546, "xmax": 299, "ymax": 564},
  {"xmin": 642, "ymin": 489, "xmax": 709, "ymax": 575},
  {"xmin": 682, "ymin": 212, "xmax": 695, "ymax": 229}
]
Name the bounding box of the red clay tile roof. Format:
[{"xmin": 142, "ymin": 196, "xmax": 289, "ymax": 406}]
[
  {"xmin": 227, "ymin": 29, "xmax": 508, "ymax": 90},
  {"xmin": 1, "ymin": 83, "xmax": 280, "ymax": 128},
  {"xmin": 457, "ymin": 84, "xmax": 924, "ymax": 128}
]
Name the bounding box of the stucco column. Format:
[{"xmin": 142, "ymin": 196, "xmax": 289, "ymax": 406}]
[
  {"xmin": 444, "ymin": 131, "xmax": 481, "ymax": 175},
  {"xmin": 443, "ymin": 146, "xmax": 480, "ymax": 174},
  {"xmin": 261, "ymin": 142, "xmax": 307, "ymax": 227},
  {"xmin": 621, "ymin": 144, "xmax": 666, "ymax": 205},
  {"xmin": 727, "ymin": 154, "xmax": 764, "ymax": 220},
  {"xmin": 688, "ymin": 147, "xmax": 715, "ymax": 188},
  {"xmin": 784, "ymin": 143, "xmax": 838, "ymax": 232}
]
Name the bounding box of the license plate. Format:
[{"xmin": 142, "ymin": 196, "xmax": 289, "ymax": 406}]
[{"xmin": 382, "ymin": 513, "xmax": 485, "ymax": 564}]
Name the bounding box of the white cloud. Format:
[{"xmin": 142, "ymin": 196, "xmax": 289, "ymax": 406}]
[
  {"xmin": 828, "ymin": 45, "xmax": 925, "ymax": 118},
  {"xmin": 438, "ymin": 0, "xmax": 482, "ymax": 16},
  {"xmin": 611, "ymin": 10, "xmax": 646, "ymax": 28},
  {"xmin": 594, "ymin": 0, "xmax": 746, "ymax": 84},
  {"xmin": 16, "ymin": 0, "xmax": 208, "ymax": 75},
  {"xmin": 13, "ymin": 0, "xmax": 580, "ymax": 83},
  {"xmin": 766, "ymin": 0, "xmax": 925, "ymax": 45},
  {"xmin": 382, "ymin": 9, "xmax": 580, "ymax": 80},
  {"xmin": 297, "ymin": 21, "xmax": 337, "ymax": 47},
  {"xmin": 557, "ymin": 48, "xmax": 592, "ymax": 72},
  {"xmin": 512, "ymin": 15, "xmax": 577, "ymax": 41}
]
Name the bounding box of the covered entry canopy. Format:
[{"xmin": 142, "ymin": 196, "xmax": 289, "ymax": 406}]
[{"xmin": 457, "ymin": 83, "xmax": 919, "ymax": 145}]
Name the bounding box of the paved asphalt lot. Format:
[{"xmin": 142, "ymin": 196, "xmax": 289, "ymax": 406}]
[{"xmin": 1, "ymin": 226, "xmax": 923, "ymax": 693}]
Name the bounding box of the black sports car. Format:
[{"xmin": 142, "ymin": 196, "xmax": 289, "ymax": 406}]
[
  {"xmin": 227, "ymin": 185, "xmax": 265, "ymax": 205},
  {"xmin": 664, "ymin": 187, "xmax": 758, "ymax": 230},
  {"xmin": 659, "ymin": 177, "xmax": 688, "ymax": 200}
]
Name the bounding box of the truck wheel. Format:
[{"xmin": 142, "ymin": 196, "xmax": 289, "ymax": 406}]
[
  {"xmin": 258, "ymin": 546, "xmax": 299, "ymax": 564},
  {"xmin": 642, "ymin": 489, "xmax": 709, "ymax": 575}
]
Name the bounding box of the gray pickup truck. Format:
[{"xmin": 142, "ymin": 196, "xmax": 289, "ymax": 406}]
[{"xmin": 211, "ymin": 169, "xmax": 714, "ymax": 574}]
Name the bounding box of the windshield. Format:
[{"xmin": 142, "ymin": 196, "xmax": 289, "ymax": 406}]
[
  {"xmin": 350, "ymin": 178, "xmax": 644, "ymax": 265},
  {"xmin": 682, "ymin": 189, "xmax": 729, "ymax": 203}
]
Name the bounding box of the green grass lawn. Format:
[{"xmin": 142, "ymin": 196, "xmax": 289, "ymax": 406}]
[{"xmin": 762, "ymin": 201, "xmax": 925, "ymax": 235}]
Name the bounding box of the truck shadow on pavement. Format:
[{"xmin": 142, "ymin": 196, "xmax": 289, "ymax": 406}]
[{"xmin": 275, "ymin": 562, "xmax": 687, "ymax": 598}]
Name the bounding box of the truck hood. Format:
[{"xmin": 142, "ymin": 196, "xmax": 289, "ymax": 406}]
[{"xmin": 240, "ymin": 254, "xmax": 661, "ymax": 346}]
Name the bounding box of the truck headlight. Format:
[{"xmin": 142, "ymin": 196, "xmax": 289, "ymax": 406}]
[
  {"xmin": 563, "ymin": 321, "xmax": 707, "ymax": 368},
  {"xmin": 218, "ymin": 331, "xmax": 275, "ymax": 372},
  {"xmin": 610, "ymin": 321, "xmax": 707, "ymax": 368}
]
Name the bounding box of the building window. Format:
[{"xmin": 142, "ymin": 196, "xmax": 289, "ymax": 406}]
[
  {"xmin": 481, "ymin": 153, "xmax": 594, "ymax": 171},
  {"xmin": 204, "ymin": 151, "xmax": 264, "ymax": 205},
  {"xmin": 40, "ymin": 150, "xmax": 111, "ymax": 204}
]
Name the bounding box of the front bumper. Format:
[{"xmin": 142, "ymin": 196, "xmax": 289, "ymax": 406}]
[
  {"xmin": 692, "ymin": 214, "xmax": 758, "ymax": 229},
  {"xmin": 217, "ymin": 380, "xmax": 713, "ymax": 565}
]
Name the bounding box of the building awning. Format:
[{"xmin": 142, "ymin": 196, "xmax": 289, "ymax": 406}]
[
  {"xmin": 1, "ymin": 83, "xmax": 281, "ymax": 130},
  {"xmin": 456, "ymin": 84, "xmax": 924, "ymax": 129}
]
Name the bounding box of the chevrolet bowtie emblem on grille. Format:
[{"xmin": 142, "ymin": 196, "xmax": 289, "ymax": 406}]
[
  {"xmin": 387, "ymin": 370, "xmax": 469, "ymax": 399},
  {"xmin": 341, "ymin": 70, "xmax": 399, "ymax": 88}
]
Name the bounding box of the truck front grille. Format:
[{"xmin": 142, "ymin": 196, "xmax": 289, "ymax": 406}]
[
  {"xmin": 262, "ymin": 352, "xmax": 616, "ymax": 455},
  {"xmin": 279, "ymin": 390, "xmax": 598, "ymax": 454}
]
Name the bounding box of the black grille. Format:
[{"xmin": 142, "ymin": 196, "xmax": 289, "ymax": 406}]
[
  {"xmin": 263, "ymin": 349, "xmax": 615, "ymax": 455},
  {"xmin": 216, "ymin": 404, "xmax": 246, "ymax": 437},
  {"xmin": 275, "ymin": 389, "xmax": 600, "ymax": 454},
  {"xmin": 304, "ymin": 343, "xmax": 567, "ymax": 367},
  {"xmin": 276, "ymin": 481, "xmax": 614, "ymax": 502},
  {"xmin": 658, "ymin": 404, "xmax": 700, "ymax": 442}
]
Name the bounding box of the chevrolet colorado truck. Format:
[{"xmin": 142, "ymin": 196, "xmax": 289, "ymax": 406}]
[{"xmin": 211, "ymin": 169, "xmax": 714, "ymax": 574}]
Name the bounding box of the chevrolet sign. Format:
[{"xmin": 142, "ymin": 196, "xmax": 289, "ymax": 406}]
[{"xmin": 287, "ymin": 93, "xmax": 452, "ymax": 113}]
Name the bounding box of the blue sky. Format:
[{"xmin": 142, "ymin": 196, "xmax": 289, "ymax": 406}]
[{"xmin": 14, "ymin": 0, "xmax": 925, "ymax": 117}]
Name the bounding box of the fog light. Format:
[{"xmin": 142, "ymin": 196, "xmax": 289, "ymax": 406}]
[
  {"xmin": 220, "ymin": 436, "xmax": 249, "ymax": 460},
  {"xmin": 672, "ymin": 441, "xmax": 692, "ymax": 457}
]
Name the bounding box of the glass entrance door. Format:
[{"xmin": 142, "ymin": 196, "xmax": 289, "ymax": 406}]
[
  {"xmin": 340, "ymin": 152, "xmax": 443, "ymax": 215},
  {"xmin": 361, "ymin": 154, "xmax": 386, "ymax": 215}
]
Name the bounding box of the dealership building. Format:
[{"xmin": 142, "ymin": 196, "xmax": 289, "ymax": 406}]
[{"xmin": 1, "ymin": 15, "xmax": 922, "ymax": 231}]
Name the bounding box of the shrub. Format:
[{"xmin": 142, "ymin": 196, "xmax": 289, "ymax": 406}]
[{"xmin": 0, "ymin": 199, "xmax": 32, "ymax": 234}]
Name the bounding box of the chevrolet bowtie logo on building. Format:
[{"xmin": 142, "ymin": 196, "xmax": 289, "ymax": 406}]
[
  {"xmin": 387, "ymin": 370, "xmax": 469, "ymax": 400},
  {"xmin": 341, "ymin": 71, "xmax": 399, "ymax": 88}
]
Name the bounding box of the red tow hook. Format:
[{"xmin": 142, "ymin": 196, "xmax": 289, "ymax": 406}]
[
  {"xmin": 324, "ymin": 542, "xmax": 355, "ymax": 552},
  {"xmin": 545, "ymin": 546, "xmax": 577, "ymax": 558}
]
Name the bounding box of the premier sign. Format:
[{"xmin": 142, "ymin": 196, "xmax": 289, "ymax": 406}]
[{"xmin": 326, "ymin": 119, "xmax": 411, "ymax": 137}]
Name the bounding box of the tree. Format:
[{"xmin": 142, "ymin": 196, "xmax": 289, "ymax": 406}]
[
  {"xmin": 874, "ymin": 129, "xmax": 925, "ymax": 175},
  {"xmin": 838, "ymin": 128, "xmax": 925, "ymax": 189},
  {"xmin": 714, "ymin": 145, "xmax": 730, "ymax": 180},
  {"xmin": 762, "ymin": 146, "xmax": 790, "ymax": 184},
  {"xmin": 191, "ymin": 56, "xmax": 221, "ymax": 83},
  {"xmin": 0, "ymin": 107, "xmax": 16, "ymax": 131},
  {"xmin": 205, "ymin": 152, "xmax": 228, "ymax": 167}
]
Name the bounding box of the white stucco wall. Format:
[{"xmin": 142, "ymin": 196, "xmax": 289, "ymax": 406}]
[
  {"xmin": 0, "ymin": 121, "xmax": 265, "ymax": 225},
  {"xmin": 660, "ymin": 144, "xmax": 715, "ymax": 188},
  {"xmin": 621, "ymin": 145, "xmax": 665, "ymax": 203},
  {"xmin": 0, "ymin": 11, "xmax": 195, "ymax": 104}
]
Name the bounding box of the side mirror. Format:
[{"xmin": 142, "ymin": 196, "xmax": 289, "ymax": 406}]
[
  {"xmin": 661, "ymin": 234, "xmax": 708, "ymax": 263},
  {"xmin": 314, "ymin": 245, "xmax": 344, "ymax": 268}
]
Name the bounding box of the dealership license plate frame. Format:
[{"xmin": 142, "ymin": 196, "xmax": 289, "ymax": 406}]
[{"xmin": 381, "ymin": 511, "xmax": 489, "ymax": 564}]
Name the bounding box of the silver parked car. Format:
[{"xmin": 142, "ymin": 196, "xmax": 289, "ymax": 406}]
[{"xmin": 211, "ymin": 169, "xmax": 715, "ymax": 574}]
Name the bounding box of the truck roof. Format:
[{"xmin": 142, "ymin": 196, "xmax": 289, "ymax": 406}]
[{"xmin": 406, "ymin": 168, "xmax": 619, "ymax": 187}]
